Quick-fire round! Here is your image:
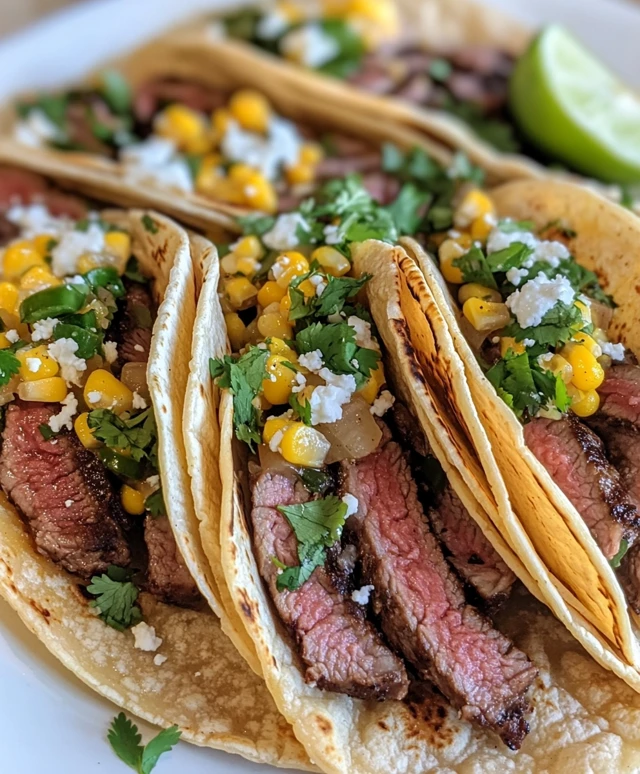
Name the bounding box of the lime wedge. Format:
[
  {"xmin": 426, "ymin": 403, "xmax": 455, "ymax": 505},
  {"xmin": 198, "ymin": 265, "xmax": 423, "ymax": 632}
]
[{"xmin": 510, "ymin": 25, "xmax": 640, "ymax": 184}]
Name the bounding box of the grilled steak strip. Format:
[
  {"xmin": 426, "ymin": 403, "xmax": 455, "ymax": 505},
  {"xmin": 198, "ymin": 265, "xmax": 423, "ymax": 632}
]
[
  {"xmin": 430, "ymin": 485, "xmax": 515, "ymax": 610},
  {"xmin": 251, "ymin": 470, "xmax": 409, "ymax": 700},
  {"xmin": 0, "ymin": 401, "xmax": 130, "ymax": 578},
  {"xmin": 524, "ymin": 416, "xmax": 638, "ymax": 560},
  {"xmin": 145, "ymin": 514, "xmax": 200, "ymax": 606},
  {"xmin": 591, "ymin": 364, "xmax": 640, "ymax": 426},
  {"xmin": 340, "ymin": 434, "xmax": 536, "ymax": 749},
  {"xmin": 107, "ymin": 279, "xmax": 155, "ymax": 375}
]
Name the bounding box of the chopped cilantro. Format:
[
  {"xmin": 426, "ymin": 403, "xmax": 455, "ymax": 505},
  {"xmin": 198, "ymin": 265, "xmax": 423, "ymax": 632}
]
[
  {"xmin": 39, "ymin": 424, "xmax": 56, "ymax": 441},
  {"xmin": 87, "ymin": 408, "xmax": 158, "ymax": 468},
  {"xmin": 141, "ymin": 214, "xmax": 159, "ymax": 234},
  {"xmin": 0, "ymin": 349, "xmax": 20, "ymax": 387},
  {"xmin": 53, "ymin": 322, "xmax": 102, "ymax": 359},
  {"xmin": 453, "ymin": 246, "xmax": 498, "ymax": 289},
  {"xmin": 87, "ymin": 566, "xmax": 141, "ymax": 630},
  {"xmin": 124, "ymin": 257, "xmax": 149, "ymax": 284},
  {"xmin": 610, "ymin": 539, "xmax": 629, "ymax": 569},
  {"xmin": 99, "ymin": 70, "xmax": 132, "ymax": 115},
  {"xmin": 145, "ymin": 488, "xmax": 166, "ymax": 517},
  {"xmin": 386, "ymin": 183, "xmax": 431, "ymax": 235},
  {"xmin": 108, "ymin": 712, "xmax": 181, "ymax": 774},
  {"xmin": 315, "ymin": 19, "xmax": 365, "ymax": 79},
  {"xmin": 497, "ymin": 219, "xmax": 536, "ymax": 234},
  {"xmin": 289, "ymin": 392, "xmax": 312, "ymax": 425},
  {"xmin": 485, "ymin": 242, "xmax": 533, "ymax": 274},
  {"xmin": 298, "ymin": 467, "xmax": 334, "ymax": 496},
  {"xmin": 503, "ymin": 301, "xmax": 584, "ymax": 349}
]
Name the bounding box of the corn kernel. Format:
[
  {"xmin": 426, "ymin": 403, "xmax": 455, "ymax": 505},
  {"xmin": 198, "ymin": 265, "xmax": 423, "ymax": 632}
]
[
  {"xmin": 262, "ymin": 354, "xmax": 297, "ymax": 404},
  {"xmin": 236, "ymin": 256, "xmax": 260, "ymax": 277},
  {"xmin": 457, "ymin": 283, "xmax": 501, "ymax": 305},
  {"xmin": 542, "ymin": 354, "xmax": 573, "ymax": 384},
  {"xmin": 499, "ymin": 337, "xmax": 525, "ymax": 357},
  {"xmin": 224, "ymin": 312, "xmax": 246, "ymax": 352},
  {"xmin": 311, "ymin": 245, "xmax": 350, "ymax": 277},
  {"xmin": 268, "ymin": 337, "xmax": 297, "ymax": 361},
  {"xmin": 17, "ymin": 345, "xmax": 59, "ymax": 381},
  {"xmin": 571, "ymin": 331, "xmax": 601, "ymax": 357},
  {"xmin": 297, "ymin": 278, "xmax": 317, "ymax": 298},
  {"xmin": 273, "ymin": 252, "xmax": 310, "ymax": 288},
  {"xmin": 280, "ymin": 423, "xmax": 330, "ymax": 467},
  {"xmin": 84, "ymin": 369, "xmax": 133, "ymax": 414},
  {"xmin": 574, "ymin": 299, "xmax": 592, "ymax": 324},
  {"xmin": 3, "ymin": 241, "xmax": 46, "ymax": 281},
  {"xmin": 257, "ymin": 281, "xmax": 286, "ymax": 307},
  {"xmin": 155, "ymin": 104, "xmax": 210, "ymax": 153},
  {"xmin": 18, "ymin": 376, "xmax": 67, "ymax": 402},
  {"xmin": 229, "ymin": 164, "xmax": 256, "ymax": 183},
  {"xmin": 74, "ymin": 412, "xmax": 101, "ymax": 449},
  {"xmin": 276, "ymin": 0, "xmax": 304, "ymax": 22},
  {"xmin": 229, "ymin": 90, "xmax": 271, "ymax": 133},
  {"xmin": 263, "ymin": 415, "xmax": 294, "ymax": 446},
  {"xmin": 233, "ymin": 235, "xmax": 264, "ymax": 261},
  {"xmin": 19, "ymin": 265, "xmax": 61, "ymax": 291},
  {"xmin": 211, "ymin": 108, "xmax": 230, "ymax": 142},
  {"xmin": 279, "ymin": 293, "xmax": 292, "ymax": 318},
  {"xmin": 0, "ymin": 333, "xmax": 10, "ymax": 349},
  {"xmin": 564, "ymin": 343, "xmax": 605, "ymax": 391},
  {"xmin": 568, "ymin": 385, "xmax": 600, "ymax": 418},
  {"xmin": 32, "ymin": 233, "xmax": 56, "ymax": 257},
  {"xmin": 195, "ymin": 153, "xmax": 224, "ymax": 196},
  {"xmin": 438, "ymin": 241, "xmax": 465, "ymax": 284},
  {"xmin": 285, "ymin": 163, "xmax": 315, "ymax": 186},
  {"xmin": 358, "ymin": 363, "xmax": 386, "ymax": 403},
  {"xmin": 77, "ymin": 253, "xmax": 100, "ymax": 274},
  {"xmin": 299, "ymin": 142, "xmax": 324, "ymax": 166},
  {"xmin": 243, "ymin": 173, "xmax": 277, "ymax": 214},
  {"xmin": 257, "ymin": 312, "xmax": 292, "ymax": 340},
  {"xmin": 225, "ymin": 276, "xmax": 258, "ymax": 310},
  {"xmin": 104, "ymin": 231, "xmax": 131, "ymax": 265},
  {"xmin": 345, "ymin": 0, "xmax": 398, "ymax": 25},
  {"xmin": 121, "ymin": 484, "xmax": 146, "ymax": 515},
  {"xmin": 220, "ymin": 253, "xmax": 238, "ymax": 275},
  {"xmin": 454, "ymin": 189, "xmax": 495, "ymax": 229},
  {"xmin": 462, "ymin": 298, "xmax": 511, "ymax": 332},
  {"xmin": 470, "ymin": 213, "xmax": 497, "ymax": 242},
  {"xmin": 0, "ymin": 282, "xmax": 19, "ymax": 315}
]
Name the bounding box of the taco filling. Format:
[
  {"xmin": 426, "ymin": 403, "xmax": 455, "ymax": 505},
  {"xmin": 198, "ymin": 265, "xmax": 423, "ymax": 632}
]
[
  {"xmin": 0, "ymin": 166, "xmax": 198, "ymax": 630},
  {"xmin": 211, "ymin": 179, "xmax": 537, "ymax": 749},
  {"xmin": 427, "ymin": 188, "xmax": 640, "ymax": 612}
]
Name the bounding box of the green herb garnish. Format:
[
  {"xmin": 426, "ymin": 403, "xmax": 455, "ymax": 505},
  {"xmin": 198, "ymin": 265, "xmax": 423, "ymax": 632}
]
[
  {"xmin": 87, "ymin": 566, "xmax": 141, "ymax": 630},
  {"xmin": 108, "ymin": 713, "xmax": 181, "ymax": 774}
]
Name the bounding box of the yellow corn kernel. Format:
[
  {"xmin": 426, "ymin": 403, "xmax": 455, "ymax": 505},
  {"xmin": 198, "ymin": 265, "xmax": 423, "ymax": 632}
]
[
  {"xmin": 457, "ymin": 283, "xmax": 501, "ymax": 305},
  {"xmin": 155, "ymin": 104, "xmax": 210, "ymax": 153},
  {"xmin": 565, "ymin": 344, "xmax": 605, "ymax": 391},
  {"xmin": 542, "ymin": 354, "xmax": 573, "ymax": 384},
  {"xmin": 228, "ymin": 164, "xmax": 255, "ymax": 183},
  {"xmin": 345, "ymin": 0, "xmax": 398, "ymax": 24},
  {"xmin": 74, "ymin": 412, "xmax": 101, "ymax": 449},
  {"xmin": 297, "ymin": 278, "xmax": 317, "ymax": 298},
  {"xmin": 438, "ymin": 241, "xmax": 466, "ymax": 284},
  {"xmin": 568, "ymin": 386, "xmax": 600, "ymax": 418},
  {"xmin": 273, "ymin": 252, "xmax": 310, "ymax": 288},
  {"xmin": 229, "ymin": 90, "xmax": 271, "ymax": 133},
  {"xmin": 279, "ymin": 293, "xmax": 292, "ymax": 318},
  {"xmin": 574, "ymin": 299, "xmax": 592, "ymax": 324},
  {"xmin": 572, "ymin": 331, "xmax": 601, "ymax": 357},
  {"xmin": 233, "ymin": 235, "xmax": 264, "ymax": 261},
  {"xmin": 263, "ymin": 416, "xmax": 294, "ymax": 446},
  {"xmin": 236, "ymin": 256, "xmax": 260, "ymax": 277},
  {"xmin": 311, "ymin": 245, "xmax": 350, "ymax": 277},
  {"xmin": 104, "ymin": 231, "xmax": 131, "ymax": 264},
  {"xmin": 262, "ymin": 354, "xmax": 297, "ymax": 405},
  {"xmin": 225, "ymin": 276, "xmax": 258, "ymax": 310},
  {"xmin": 499, "ymin": 337, "xmax": 525, "ymax": 357},
  {"xmin": 220, "ymin": 253, "xmax": 238, "ymax": 275},
  {"xmin": 84, "ymin": 369, "xmax": 133, "ymax": 414},
  {"xmin": 0, "ymin": 282, "xmax": 19, "ymax": 315},
  {"xmin": 121, "ymin": 484, "xmax": 146, "ymax": 516},
  {"xmin": 224, "ymin": 312, "xmax": 246, "ymax": 352},
  {"xmin": 0, "ymin": 333, "xmax": 10, "ymax": 349},
  {"xmin": 77, "ymin": 253, "xmax": 101, "ymax": 274},
  {"xmin": 299, "ymin": 142, "xmax": 324, "ymax": 166},
  {"xmin": 268, "ymin": 337, "xmax": 297, "ymax": 361},
  {"xmin": 18, "ymin": 376, "xmax": 67, "ymax": 402},
  {"xmin": 195, "ymin": 153, "xmax": 223, "ymax": 195},
  {"xmin": 19, "ymin": 265, "xmax": 61, "ymax": 291},
  {"xmin": 359, "ymin": 363, "xmax": 386, "ymax": 404},
  {"xmin": 462, "ymin": 298, "xmax": 511, "ymax": 332},
  {"xmin": 280, "ymin": 423, "xmax": 330, "ymax": 467},
  {"xmin": 257, "ymin": 281, "xmax": 286, "ymax": 307},
  {"xmin": 3, "ymin": 241, "xmax": 45, "ymax": 281},
  {"xmin": 276, "ymin": 0, "xmax": 304, "ymax": 21},
  {"xmin": 244, "ymin": 173, "xmax": 277, "ymax": 214},
  {"xmin": 32, "ymin": 233, "xmax": 56, "ymax": 257},
  {"xmin": 257, "ymin": 312, "xmax": 292, "ymax": 340},
  {"xmin": 470, "ymin": 213, "xmax": 497, "ymax": 242},
  {"xmin": 285, "ymin": 163, "xmax": 315, "ymax": 186},
  {"xmin": 16, "ymin": 345, "xmax": 59, "ymax": 381},
  {"xmin": 211, "ymin": 108, "xmax": 230, "ymax": 142},
  {"xmin": 454, "ymin": 189, "xmax": 495, "ymax": 229}
]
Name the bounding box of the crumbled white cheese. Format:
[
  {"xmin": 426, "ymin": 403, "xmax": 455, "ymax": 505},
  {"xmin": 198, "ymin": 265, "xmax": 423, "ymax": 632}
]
[
  {"xmin": 153, "ymin": 653, "xmax": 168, "ymax": 667},
  {"xmin": 5, "ymin": 203, "xmax": 66, "ymax": 239},
  {"xmin": 47, "ymin": 392, "xmax": 78, "ymax": 433},
  {"xmin": 351, "ymin": 585, "xmax": 375, "ymax": 605},
  {"xmin": 263, "ymin": 213, "xmax": 309, "ymax": 251},
  {"xmin": 268, "ymin": 428, "xmax": 286, "ymax": 453},
  {"xmin": 370, "ymin": 390, "xmax": 395, "ymax": 417},
  {"xmin": 64, "ymin": 499, "xmax": 74, "ymax": 508},
  {"xmin": 47, "ymin": 337, "xmax": 86, "ymax": 385},
  {"xmin": 257, "ymin": 10, "xmax": 289, "ymax": 39},
  {"xmin": 281, "ymin": 23, "xmax": 339, "ymax": 68},
  {"xmin": 298, "ymin": 349, "xmax": 324, "ymax": 373},
  {"xmin": 523, "ymin": 339, "xmax": 536, "ymax": 348},
  {"xmin": 308, "ymin": 368, "xmax": 357, "ymax": 425},
  {"xmin": 31, "ymin": 318, "xmax": 59, "ymax": 342},
  {"xmin": 131, "ymin": 622, "xmax": 163, "ymax": 652},
  {"xmin": 486, "ymin": 227, "xmax": 570, "ymax": 270},
  {"xmin": 5, "ymin": 329, "xmax": 19, "ymax": 344},
  {"xmin": 87, "ymin": 390, "xmax": 102, "ymax": 405},
  {"xmin": 327, "ymin": 312, "xmax": 344, "ymax": 324},
  {"xmin": 145, "ymin": 475, "xmax": 160, "ymax": 488},
  {"xmin": 132, "ymin": 391, "xmax": 147, "ymax": 410},
  {"xmin": 341, "ymin": 494, "xmax": 359, "ymax": 517},
  {"xmin": 133, "ymin": 343, "xmax": 145, "ymax": 353},
  {"xmin": 121, "ymin": 137, "xmax": 194, "ymax": 193},
  {"xmin": 221, "ymin": 116, "xmax": 302, "ymax": 182},
  {"xmin": 505, "ymin": 273, "xmax": 575, "ymax": 329},
  {"xmin": 310, "ymin": 274, "xmax": 327, "ymax": 296},
  {"xmin": 103, "ymin": 340, "xmax": 118, "ymax": 364},
  {"xmin": 50, "ymin": 223, "xmax": 105, "ymax": 277},
  {"xmin": 600, "ymin": 341, "xmax": 626, "ymax": 361},
  {"xmin": 291, "ymin": 372, "xmax": 307, "ymax": 394},
  {"xmin": 323, "ymin": 224, "xmax": 342, "ymax": 245},
  {"xmin": 14, "ymin": 109, "xmax": 61, "ymax": 147},
  {"xmin": 347, "ymin": 316, "xmax": 379, "ymax": 350},
  {"xmin": 505, "ymin": 267, "xmax": 528, "ymax": 287},
  {"xmin": 26, "ymin": 358, "xmax": 41, "ymax": 373}
]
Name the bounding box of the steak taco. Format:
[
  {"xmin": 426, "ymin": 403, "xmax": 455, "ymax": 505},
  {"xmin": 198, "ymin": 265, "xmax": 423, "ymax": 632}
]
[
  {"xmin": 192, "ymin": 174, "xmax": 640, "ymax": 772},
  {"xmin": 0, "ymin": 163, "xmax": 312, "ymax": 770}
]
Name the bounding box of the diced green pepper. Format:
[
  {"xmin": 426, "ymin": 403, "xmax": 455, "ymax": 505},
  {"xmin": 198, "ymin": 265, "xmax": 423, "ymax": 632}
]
[{"xmin": 20, "ymin": 285, "xmax": 86, "ymax": 324}]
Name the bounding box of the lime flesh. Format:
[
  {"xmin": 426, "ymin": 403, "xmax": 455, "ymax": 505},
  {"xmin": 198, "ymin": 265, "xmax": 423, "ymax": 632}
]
[{"xmin": 510, "ymin": 25, "xmax": 640, "ymax": 184}]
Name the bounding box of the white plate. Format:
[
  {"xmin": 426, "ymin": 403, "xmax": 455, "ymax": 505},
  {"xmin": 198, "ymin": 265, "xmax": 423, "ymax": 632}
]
[{"xmin": 1, "ymin": 1, "xmax": 640, "ymax": 772}]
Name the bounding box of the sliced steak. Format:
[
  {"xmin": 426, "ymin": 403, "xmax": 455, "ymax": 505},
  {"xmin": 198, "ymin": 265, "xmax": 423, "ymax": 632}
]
[
  {"xmin": 107, "ymin": 279, "xmax": 155, "ymax": 374},
  {"xmin": 251, "ymin": 470, "xmax": 409, "ymax": 700},
  {"xmin": 524, "ymin": 416, "xmax": 638, "ymax": 559},
  {"xmin": 133, "ymin": 78, "xmax": 228, "ymax": 125},
  {"xmin": 0, "ymin": 166, "xmax": 87, "ymax": 220},
  {"xmin": 145, "ymin": 514, "xmax": 200, "ymax": 606},
  {"xmin": 0, "ymin": 401, "xmax": 130, "ymax": 578},
  {"xmin": 430, "ymin": 484, "xmax": 515, "ymax": 610},
  {"xmin": 594, "ymin": 364, "xmax": 640, "ymax": 426},
  {"xmin": 340, "ymin": 436, "xmax": 536, "ymax": 749}
]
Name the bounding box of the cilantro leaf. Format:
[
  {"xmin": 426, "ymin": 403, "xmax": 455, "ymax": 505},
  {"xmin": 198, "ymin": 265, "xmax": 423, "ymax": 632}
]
[
  {"xmin": 453, "ymin": 246, "xmax": 497, "ymax": 289},
  {"xmin": 53, "ymin": 322, "xmax": 102, "ymax": 359},
  {"xmin": 290, "ymin": 392, "xmax": 312, "ymax": 425},
  {"xmin": 145, "ymin": 488, "xmax": 166, "ymax": 517},
  {"xmin": 0, "ymin": 349, "xmax": 20, "ymax": 387},
  {"xmin": 316, "ymin": 19, "xmax": 365, "ymax": 79},
  {"xmin": 39, "ymin": 424, "xmax": 56, "ymax": 441},
  {"xmin": 555, "ymin": 374, "xmax": 571, "ymax": 413},
  {"xmin": 503, "ymin": 301, "xmax": 583, "ymax": 348},
  {"xmin": 124, "ymin": 257, "xmax": 149, "ymax": 284},
  {"xmin": 610, "ymin": 538, "xmax": 630, "ymax": 569},
  {"xmin": 485, "ymin": 242, "xmax": 533, "ymax": 273},
  {"xmin": 87, "ymin": 408, "xmax": 158, "ymax": 468},
  {"xmin": 497, "ymin": 219, "xmax": 536, "ymax": 234},
  {"xmin": 87, "ymin": 569, "xmax": 141, "ymax": 630},
  {"xmin": 141, "ymin": 214, "xmax": 159, "ymax": 234},
  {"xmin": 295, "ymin": 322, "xmax": 379, "ymax": 387},
  {"xmin": 100, "ymin": 70, "xmax": 132, "ymax": 115},
  {"xmin": 386, "ymin": 183, "xmax": 431, "ymax": 235},
  {"xmin": 298, "ymin": 468, "xmax": 334, "ymax": 496},
  {"xmin": 108, "ymin": 713, "xmax": 181, "ymax": 774},
  {"xmin": 277, "ymin": 543, "xmax": 326, "ymax": 591}
]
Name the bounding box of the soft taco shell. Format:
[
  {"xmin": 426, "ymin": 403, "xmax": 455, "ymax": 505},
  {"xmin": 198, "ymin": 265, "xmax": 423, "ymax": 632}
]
[
  {"xmin": 206, "ymin": 233, "xmax": 640, "ymax": 773},
  {"xmin": 0, "ymin": 201, "xmax": 310, "ymax": 770}
]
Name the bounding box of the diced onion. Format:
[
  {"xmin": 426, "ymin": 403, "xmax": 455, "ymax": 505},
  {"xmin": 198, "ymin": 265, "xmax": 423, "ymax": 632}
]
[
  {"xmin": 318, "ymin": 397, "xmax": 382, "ymax": 464},
  {"xmin": 121, "ymin": 362, "xmax": 150, "ymax": 402}
]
